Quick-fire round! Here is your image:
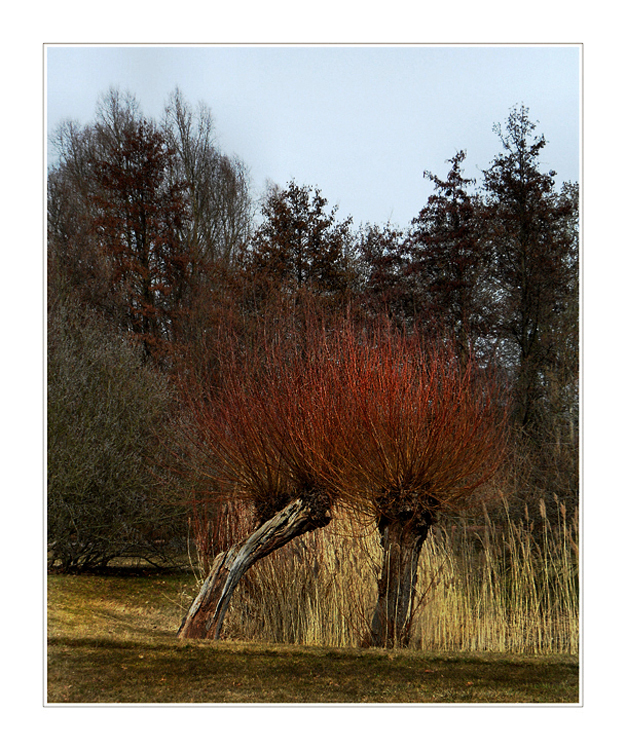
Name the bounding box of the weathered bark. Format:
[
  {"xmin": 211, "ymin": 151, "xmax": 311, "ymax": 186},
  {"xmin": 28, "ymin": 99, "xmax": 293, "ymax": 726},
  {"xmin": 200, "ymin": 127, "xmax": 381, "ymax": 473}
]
[
  {"xmin": 363, "ymin": 511, "xmax": 433, "ymax": 648},
  {"xmin": 178, "ymin": 491, "xmax": 332, "ymax": 639}
]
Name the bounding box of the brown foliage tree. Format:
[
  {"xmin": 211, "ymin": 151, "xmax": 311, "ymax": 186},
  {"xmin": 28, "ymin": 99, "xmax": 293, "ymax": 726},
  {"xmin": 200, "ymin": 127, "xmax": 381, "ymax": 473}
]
[
  {"xmin": 356, "ymin": 222, "xmax": 419, "ymax": 325},
  {"xmin": 48, "ymin": 120, "xmax": 120, "ymax": 320},
  {"xmin": 89, "ymin": 115, "xmax": 191, "ymax": 363},
  {"xmin": 244, "ymin": 180, "xmax": 355, "ymax": 311},
  {"xmin": 48, "ymin": 88, "xmax": 253, "ymax": 369}
]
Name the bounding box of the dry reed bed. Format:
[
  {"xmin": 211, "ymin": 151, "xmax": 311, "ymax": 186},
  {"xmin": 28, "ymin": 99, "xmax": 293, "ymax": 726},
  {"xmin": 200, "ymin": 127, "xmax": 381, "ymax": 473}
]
[{"xmin": 220, "ymin": 499, "xmax": 578, "ymax": 655}]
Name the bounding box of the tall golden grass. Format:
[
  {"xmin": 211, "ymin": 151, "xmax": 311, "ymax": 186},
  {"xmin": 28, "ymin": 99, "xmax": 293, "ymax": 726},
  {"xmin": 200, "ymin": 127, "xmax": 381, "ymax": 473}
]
[{"xmin": 220, "ymin": 497, "xmax": 578, "ymax": 655}]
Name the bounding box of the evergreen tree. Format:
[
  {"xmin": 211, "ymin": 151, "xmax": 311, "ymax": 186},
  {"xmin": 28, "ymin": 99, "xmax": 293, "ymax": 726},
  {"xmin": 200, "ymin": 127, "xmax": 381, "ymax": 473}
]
[
  {"xmin": 482, "ymin": 105, "xmax": 578, "ymax": 433},
  {"xmin": 409, "ymin": 150, "xmax": 493, "ymax": 366}
]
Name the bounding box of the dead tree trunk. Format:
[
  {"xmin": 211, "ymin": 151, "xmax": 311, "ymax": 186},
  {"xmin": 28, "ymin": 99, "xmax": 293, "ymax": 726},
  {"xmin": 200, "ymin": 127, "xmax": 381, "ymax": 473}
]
[
  {"xmin": 363, "ymin": 509, "xmax": 434, "ymax": 648},
  {"xmin": 178, "ymin": 491, "xmax": 332, "ymax": 639}
]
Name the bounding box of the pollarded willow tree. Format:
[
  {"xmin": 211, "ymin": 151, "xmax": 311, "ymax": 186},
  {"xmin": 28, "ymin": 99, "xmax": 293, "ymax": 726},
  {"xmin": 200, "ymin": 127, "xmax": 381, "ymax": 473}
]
[
  {"xmin": 176, "ymin": 315, "xmax": 342, "ymax": 639},
  {"xmin": 324, "ymin": 320, "xmax": 509, "ymax": 648}
]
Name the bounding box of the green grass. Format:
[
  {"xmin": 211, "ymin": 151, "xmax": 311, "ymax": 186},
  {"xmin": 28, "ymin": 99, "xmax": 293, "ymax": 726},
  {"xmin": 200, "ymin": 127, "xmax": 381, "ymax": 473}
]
[{"xmin": 47, "ymin": 572, "xmax": 579, "ymax": 704}]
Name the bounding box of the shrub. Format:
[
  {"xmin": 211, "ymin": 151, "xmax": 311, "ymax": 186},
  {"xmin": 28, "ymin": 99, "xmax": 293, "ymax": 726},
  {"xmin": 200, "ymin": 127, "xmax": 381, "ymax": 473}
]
[{"xmin": 47, "ymin": 299, "xmax": 184, "ymax": 571}]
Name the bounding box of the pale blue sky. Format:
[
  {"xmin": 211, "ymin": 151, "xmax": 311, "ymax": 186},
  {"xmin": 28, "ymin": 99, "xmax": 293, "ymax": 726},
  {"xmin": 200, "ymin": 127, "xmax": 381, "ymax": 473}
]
[{"xmin": 46, "ymin": 44, "xmax": 580, "ymax": 228}]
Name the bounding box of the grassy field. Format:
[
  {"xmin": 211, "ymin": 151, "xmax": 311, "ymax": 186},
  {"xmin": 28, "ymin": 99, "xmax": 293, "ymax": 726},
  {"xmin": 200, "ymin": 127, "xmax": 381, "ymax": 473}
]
[{"xmin": 47, "ymin": 572, "xmax": 579, "ymax": 704}]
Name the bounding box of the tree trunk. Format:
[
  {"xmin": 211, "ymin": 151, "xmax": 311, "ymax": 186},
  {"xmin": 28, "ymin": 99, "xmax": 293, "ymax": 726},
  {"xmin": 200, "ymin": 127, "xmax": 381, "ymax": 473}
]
[
  {"xmin": 363, "ymin": 512, "xmax": 433, "ymax": 648},
  {"xmin": 178, "ymin": 492, "xmax": 332, "ymax": 639}
]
